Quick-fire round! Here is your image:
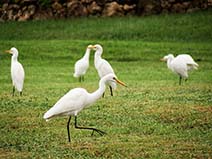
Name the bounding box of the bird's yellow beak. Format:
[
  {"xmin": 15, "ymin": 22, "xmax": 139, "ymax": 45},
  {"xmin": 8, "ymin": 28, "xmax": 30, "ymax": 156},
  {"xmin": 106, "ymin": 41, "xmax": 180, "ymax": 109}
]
[
  {"xmin": 115, "ymin": 78, "xmax": 127, "ymax": 87},
  {"xmin": 87, "ymin": 45, "xmax": 92, "ymax": 49},
  {"xmin": 5, "ymin": 50, "xmax": 12, "ymax": 54},
  {"xmin": 87, "ymin": 45, "xmax": 96, "ymax": 50},
  {"xmin": 87, "ymin": 45, "xmax": 95, "ymax": 49},
  {"xmin": 160, "ymin": 58, "xmax": 165, "ymax": 62}
]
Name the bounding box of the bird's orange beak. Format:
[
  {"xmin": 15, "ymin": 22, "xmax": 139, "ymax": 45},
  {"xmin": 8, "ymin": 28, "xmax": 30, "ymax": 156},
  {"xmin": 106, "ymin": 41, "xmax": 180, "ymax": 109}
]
[
  {"xmin": 115, "ymin": 78, "xmax": 127, "ymax": 87},
  {"xmin": 5, "ymin": 50, "xmax": 12, "ymax": 54}
]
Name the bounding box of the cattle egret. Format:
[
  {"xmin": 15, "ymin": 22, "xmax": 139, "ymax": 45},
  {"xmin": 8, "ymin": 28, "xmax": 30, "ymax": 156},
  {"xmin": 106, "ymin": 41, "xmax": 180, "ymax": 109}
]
[
  {"xmin": 43, "ymin": 73, "xmax": 126, "ymax": 142},
  {"xmin": 73, "ymin": 45, "xmax": 92, "ymax": 82},
  {"xmin": 5, "ymin": 47, "xmax": 25, "ymax": 96},
  {"xmin": 161, "ymin": 54, "xmax": 199, "ymax": 85},
  {"xmin": 91, "ymin": 44, "xmax": 117, "ymax": 97}
]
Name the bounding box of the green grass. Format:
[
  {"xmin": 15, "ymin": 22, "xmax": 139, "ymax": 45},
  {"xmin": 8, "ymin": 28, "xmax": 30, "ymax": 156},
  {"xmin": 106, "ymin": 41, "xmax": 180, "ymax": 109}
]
[{"xmin": 0, "ymin": 10, "xmax": 212, "ymax": 158}]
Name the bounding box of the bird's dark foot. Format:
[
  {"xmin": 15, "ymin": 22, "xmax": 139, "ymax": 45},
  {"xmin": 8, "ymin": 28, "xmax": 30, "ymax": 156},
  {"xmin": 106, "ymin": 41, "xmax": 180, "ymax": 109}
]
[{"xmin": 91, "ymin": 129, "xmax": 106, "ymax": 136}]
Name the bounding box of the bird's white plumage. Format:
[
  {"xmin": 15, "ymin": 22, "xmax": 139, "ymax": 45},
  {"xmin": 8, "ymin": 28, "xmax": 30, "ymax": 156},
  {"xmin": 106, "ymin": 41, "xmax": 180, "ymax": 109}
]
[
  {"xmin": 174, "ymin": 54, "xmax": 198, "ymax": 71},
  {"xmin": 7, "ymin": 47, "xmax": 25, "ymax": 93},
  {"xmin": 11, "ymin": 62, "xmax": 25, "ymax": 91},
  {"xmin": 43, "ymin": 73, "xmax": 126, "ymax": 142},
  {"xmin": 44, "ymin": 88, "xmax": 88, "ymax": 120},
  {"xmin": 162, "ymin": 54, "xmax": 198, "ymax": 79},
  {"xmin": 93, "ymin": 44, "xmax": 116, "ymax": 89},
  {"xmin": 43, "ymin": 73, "xmax": 125, "ymax": 121},
  {"xmin": 95, "ymin": 58, "xmax": 115, "ymax": 78},
  {"xmin": 73, "ymin": 45, "xmax": 91, "ymax": 78}
]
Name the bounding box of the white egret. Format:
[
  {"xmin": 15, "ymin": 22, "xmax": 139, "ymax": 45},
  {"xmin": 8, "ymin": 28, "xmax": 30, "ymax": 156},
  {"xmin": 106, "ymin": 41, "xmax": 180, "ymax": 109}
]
[
  {"xmin": 73, "ymin": 45, "xmax": 92, "ymax": 82},
  {"xmin": 5, "ymin": 47, "xmax": 25, "ymax": 96},
  {"xmin": 91, "ymin": 44, "xmax": 116, "ymax": 97},
  {"xmin": 161, "ymin": 54, "xmax": 199, "ymax": 85},
  {"xmin": 43, "ymin": 73, "xmax": 126, "ymax": 142}
]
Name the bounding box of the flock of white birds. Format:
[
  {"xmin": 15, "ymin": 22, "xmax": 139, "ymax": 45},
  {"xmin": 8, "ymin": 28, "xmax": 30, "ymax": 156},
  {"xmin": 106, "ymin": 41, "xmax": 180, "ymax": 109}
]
[{"xmin": 5, "ymin": 44, "xmax": 199, "ymax": 142}]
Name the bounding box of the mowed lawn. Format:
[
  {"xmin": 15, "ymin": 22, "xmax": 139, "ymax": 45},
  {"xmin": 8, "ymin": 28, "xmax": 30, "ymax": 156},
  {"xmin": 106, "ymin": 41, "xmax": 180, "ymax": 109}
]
[{"xmin": 0, "ymin": 10, "xmax": 212, "ymax": 158}]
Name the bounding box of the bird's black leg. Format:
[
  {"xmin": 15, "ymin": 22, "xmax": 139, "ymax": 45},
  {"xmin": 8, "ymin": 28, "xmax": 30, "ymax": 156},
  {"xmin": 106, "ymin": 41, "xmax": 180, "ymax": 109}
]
[
  {"xmin": 67, "ymin": 116, "xmax": 72, "ymax": 142},
  {"xmin": 79, "ymin": 76, "xmax": 81, "ymax": 82},
  {"xmin": 82, "ymin": 76, "xmax": 84, "ymax": 82},
  {"xmin": 20, "ymin": 91, "xmax": 22, "ymax": 96},
  {"xmin": 102, "ymin": 92, "xmax": 105, "ymax": 98},
  {"xmin": 109, "ymin": 86, "xmax": 113, "ymax": 96},
  {"xmin": 12, "ymin": 86, "xmax": 15, "ymax": 96},
  {"xmin": 74, "ymin": 116, "xmax": 106, "ymax": 136},
  {"xmin": 179, "ymin": 76, "xmax": 182, "ymax": 85}
]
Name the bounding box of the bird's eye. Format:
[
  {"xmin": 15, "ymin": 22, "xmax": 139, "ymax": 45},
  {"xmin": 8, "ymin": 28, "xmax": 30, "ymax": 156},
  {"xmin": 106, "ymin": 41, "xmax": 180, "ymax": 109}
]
[{"xmin": 112, "ymin": 77, "xmax": 116, "ymax": 80}]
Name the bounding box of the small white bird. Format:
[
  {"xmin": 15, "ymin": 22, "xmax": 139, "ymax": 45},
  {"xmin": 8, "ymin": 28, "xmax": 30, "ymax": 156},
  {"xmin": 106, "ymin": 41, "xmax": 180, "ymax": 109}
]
[
  {"xmin": 43, "ymin": 73, "xmax": 126, "ymax": 142},
  {"xmin": 5, "ymin": 47, "xmax": 25, "ymax": 96},
  {"xmin": 91, "ymin": 44, "xmax": 116, "ymax": 97},
  {"xmin": 73, "ymin": 45, "xmax": 92, "ymax": 82},
  {"xmin": 161, "ymin": 54, "xmax": 199, "ymax": 85}
]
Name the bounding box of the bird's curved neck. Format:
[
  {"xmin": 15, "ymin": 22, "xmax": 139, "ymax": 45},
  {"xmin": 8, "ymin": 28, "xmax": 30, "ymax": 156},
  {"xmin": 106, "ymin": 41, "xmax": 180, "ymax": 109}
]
[
  {"xmin": 167, "ymin": 57, "xmax": 174, "ymax": 69},
  {"xmin": 87, "ymin": 80, "xmax": 106, "ymax": 104},
  {"xmin": 83, "ymin": 49, "xmax": 90, "ymax": 61},
  {"xmin": 94, "ymin": 50, "xmax": 102, "ymax": 66},
  {"xmin": 11, "ymin": 54, "xmax": 18, "ymax": 62}
]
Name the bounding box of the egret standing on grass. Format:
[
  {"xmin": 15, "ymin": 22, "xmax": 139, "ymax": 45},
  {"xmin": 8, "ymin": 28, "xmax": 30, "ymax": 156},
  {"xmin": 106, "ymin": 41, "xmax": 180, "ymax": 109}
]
[
  {"xmin": 161, "ymin": 54, "xmax": 199, "ymax": 85},
  {"xmin": 91, "ymin": 44, "xmax": 117, "ymax": 97},
  {"xmin": 5, "ymin": 47, "xmax": 25, "ymax": 96},
  {"xmin": 43, "ymin": 73, "xmax": 126, "ymax": 142},
  {"xmin": 73, "ymin": 45, "xmax": 92, "ymax": 82}
]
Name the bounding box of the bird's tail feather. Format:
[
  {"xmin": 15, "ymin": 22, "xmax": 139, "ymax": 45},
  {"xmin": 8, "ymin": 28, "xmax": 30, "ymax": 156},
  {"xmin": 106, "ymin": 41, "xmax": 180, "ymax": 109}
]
[{"xmin": 187, "ymin": 62, "xmax": 199, "ymax": 70}]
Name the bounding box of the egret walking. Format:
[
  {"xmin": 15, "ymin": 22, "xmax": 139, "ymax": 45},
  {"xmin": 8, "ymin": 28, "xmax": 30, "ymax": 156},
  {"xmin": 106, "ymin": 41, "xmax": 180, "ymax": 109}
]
[
  {"xmin": 73, "ymin": 45, "xmax": 92, "ymax": 82},
  {"xmin": 43, "ymin": 73, "xmax": 126, "ymax": 142},
  {"xmin": 161, "ymin": 54, "xmax": 199, "ymax": 85},
  {"xmin": 92, "ymin": 44, "xmax": 117, "ymax": 97},
  {"xmin": 5, "ymin": 47, "xmax": 25, "ymax": 96}
]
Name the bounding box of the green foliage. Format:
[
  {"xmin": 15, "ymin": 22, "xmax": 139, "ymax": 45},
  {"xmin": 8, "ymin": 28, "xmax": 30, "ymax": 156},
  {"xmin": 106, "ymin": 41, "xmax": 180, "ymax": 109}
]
[
  {"xmin": 0, "ymin": 10, "xmax": 212, "ymax": 158},
  {"xmin": 0, "ymin": 10, "xmax": 212, "ymax": 42},
  {"xmin": 38, "ymin": 0, "xmax": 51, "ymax": 8}
]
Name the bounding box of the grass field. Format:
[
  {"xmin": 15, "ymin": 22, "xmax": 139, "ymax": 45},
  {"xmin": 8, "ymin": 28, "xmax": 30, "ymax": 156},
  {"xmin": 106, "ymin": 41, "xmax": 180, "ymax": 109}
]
[{"xmin": 0, "ymin": 10, "xmax": 212, "ymax": 158}]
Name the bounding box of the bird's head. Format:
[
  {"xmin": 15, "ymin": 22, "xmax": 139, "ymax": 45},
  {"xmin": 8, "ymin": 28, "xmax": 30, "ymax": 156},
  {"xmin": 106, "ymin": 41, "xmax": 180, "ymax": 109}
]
[
  {"xmin": 102, "ymin": 73, "xmax": 126, "ymax": 87},
  {"xmin": 160, "ymin": 54, "xmax": 174, "ymax": 62},
  {"xmin": 5, "ymin": 47, "xmax": 19, "ymax": 56},
  {"xmin": 90, "ymin": 44, "xmax": 103, "ymax": 51},
  {"xmin": 87, "ymin": 45, "xmax": 93, "ymax": 50}
]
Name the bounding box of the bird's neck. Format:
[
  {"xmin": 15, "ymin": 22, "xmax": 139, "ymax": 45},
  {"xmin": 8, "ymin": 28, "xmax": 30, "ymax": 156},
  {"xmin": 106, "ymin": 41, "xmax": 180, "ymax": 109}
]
[
  {"xmin": 83, "ymin": 49, "xmax": 90, "ymax": 61},
  {"xmin": 94, "ymin": 51, "xmax": 102, "ymax": 67},
  {"xmin": 11, "ymin": 54, "xmax": 18, "ymax": 62},
  {"xmin": 88, "ymin": 80, "xmax": 106, "ymax": 104},
  {"xmin": 167, "ymin": 57, "xmax": 174, "ymax": 69}
]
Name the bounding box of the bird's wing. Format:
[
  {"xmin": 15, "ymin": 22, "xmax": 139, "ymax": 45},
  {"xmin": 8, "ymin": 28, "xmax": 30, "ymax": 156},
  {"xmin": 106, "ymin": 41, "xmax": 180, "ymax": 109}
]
[
  {"xmin": 74, "ymin": 59, "xmax": 89, "ymax": 76},
  {"xmin": 12, "ymin": 62, "xmax": 25, "ymax": 91},
  {"xmin": 171, "ymin": 59, "xmax": 188, "ymax": 77},
  {"xmin": 177, "ymin": 54, "xmax": 199, "ymax": 70},
  {"xmin": 44, "ymin": 88, "xmax": 88, "ymax": 119},
  {"xmin": 97, "ymin": 59, "xmax": 115, "ymax": 78}
]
